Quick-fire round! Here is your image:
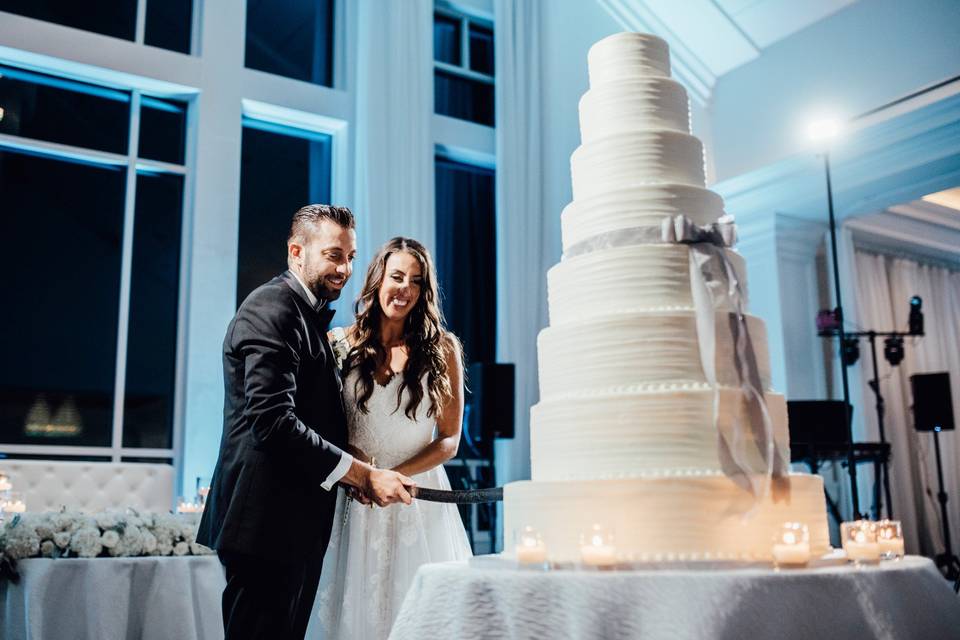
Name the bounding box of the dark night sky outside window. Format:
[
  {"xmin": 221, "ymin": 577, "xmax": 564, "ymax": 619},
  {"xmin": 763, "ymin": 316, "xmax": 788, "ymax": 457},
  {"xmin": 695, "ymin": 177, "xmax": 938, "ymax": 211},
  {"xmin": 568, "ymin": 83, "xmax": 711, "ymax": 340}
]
[{"xmin": 245, "ymin": 0, "xmax": 335, "ymax": 86}]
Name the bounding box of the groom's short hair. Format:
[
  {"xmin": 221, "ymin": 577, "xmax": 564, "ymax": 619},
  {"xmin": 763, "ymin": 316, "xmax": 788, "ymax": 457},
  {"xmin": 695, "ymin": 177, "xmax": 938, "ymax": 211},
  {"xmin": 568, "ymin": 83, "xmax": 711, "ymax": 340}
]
[{"xmin": 288, "ymin": 204, "xmax": 355, "ymax": 244}]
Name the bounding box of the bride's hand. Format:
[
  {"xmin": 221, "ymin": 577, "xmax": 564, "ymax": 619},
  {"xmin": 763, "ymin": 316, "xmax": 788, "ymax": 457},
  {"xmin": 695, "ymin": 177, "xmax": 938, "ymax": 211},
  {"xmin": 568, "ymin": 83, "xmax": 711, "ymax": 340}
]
[{"xmin": 346, "ymin": 485, "xmax": 371, "ymax": 505}]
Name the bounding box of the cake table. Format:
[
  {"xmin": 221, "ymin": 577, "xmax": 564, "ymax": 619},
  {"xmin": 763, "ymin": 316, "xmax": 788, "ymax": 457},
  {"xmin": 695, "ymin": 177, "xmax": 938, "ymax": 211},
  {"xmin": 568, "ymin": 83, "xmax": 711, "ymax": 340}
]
[{"xmin": 389, "ymin": 556, "xmax": 960, "ymax": 639}]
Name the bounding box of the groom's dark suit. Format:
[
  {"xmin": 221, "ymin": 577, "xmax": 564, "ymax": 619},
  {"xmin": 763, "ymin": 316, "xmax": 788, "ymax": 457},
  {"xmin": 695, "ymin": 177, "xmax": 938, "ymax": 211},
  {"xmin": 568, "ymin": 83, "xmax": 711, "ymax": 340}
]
[{"xmin": 197, "ymin": 271, "xmax": 349, "ymax": 639}]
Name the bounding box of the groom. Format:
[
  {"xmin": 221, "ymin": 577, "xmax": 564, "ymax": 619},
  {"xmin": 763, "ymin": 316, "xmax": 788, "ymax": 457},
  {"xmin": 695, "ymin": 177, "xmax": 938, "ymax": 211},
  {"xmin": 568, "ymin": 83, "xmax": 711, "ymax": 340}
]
[{"xmin": 197, "ymin": 204, "xmax": 415, "ymax": 639}]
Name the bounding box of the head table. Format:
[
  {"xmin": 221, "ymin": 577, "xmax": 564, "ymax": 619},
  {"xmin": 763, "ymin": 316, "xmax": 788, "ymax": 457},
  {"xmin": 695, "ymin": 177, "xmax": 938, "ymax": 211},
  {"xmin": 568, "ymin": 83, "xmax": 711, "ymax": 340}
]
[
  {"xmin": 1, "ymin": 556, "xmax": 226, "ymax": 640},
  {"xmin": 389, "ymin": 555, "xmax": 960, "ymax": 640}
]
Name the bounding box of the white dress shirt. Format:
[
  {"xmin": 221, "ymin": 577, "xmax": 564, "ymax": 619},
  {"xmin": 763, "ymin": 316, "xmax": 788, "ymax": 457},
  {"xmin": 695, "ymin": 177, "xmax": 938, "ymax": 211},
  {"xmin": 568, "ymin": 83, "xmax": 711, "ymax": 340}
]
[{"xmin": 290, "ymin": 269, "xmax": 354, "ymax": 491}]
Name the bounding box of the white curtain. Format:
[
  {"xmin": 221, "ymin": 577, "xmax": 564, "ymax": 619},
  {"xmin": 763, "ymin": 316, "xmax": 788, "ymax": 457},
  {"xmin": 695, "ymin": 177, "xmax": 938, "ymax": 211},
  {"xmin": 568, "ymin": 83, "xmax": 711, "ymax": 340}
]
[
  {"xmin": 346, "ymin": 0, "xmax": 434, "ymax": 322},
  {"xmin": 493, "ymin": 0, "xmax": 546, "ymax": 514},
  {"xmin": 848, "ymin": 246, "xmax": 960, "ymax": 556}
]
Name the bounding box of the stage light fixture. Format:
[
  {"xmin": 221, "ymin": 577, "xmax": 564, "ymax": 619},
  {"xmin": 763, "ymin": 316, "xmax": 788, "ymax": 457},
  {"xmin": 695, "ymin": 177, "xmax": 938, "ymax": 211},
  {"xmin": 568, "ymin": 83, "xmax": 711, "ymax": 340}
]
[
  {"xmin": 806, "ymin": 117, "xmax": 842, "ymax": 144},
  {"xmin": 909, "ymin": 295, "xmax": 924, "ymax": 335},
  {"xmin": 884, "ymin": 336, "xmax": 905, "ymax": 366},
  {"xmin": 841, "ymin": 337, "xmax": 860, "ymax": 367}
]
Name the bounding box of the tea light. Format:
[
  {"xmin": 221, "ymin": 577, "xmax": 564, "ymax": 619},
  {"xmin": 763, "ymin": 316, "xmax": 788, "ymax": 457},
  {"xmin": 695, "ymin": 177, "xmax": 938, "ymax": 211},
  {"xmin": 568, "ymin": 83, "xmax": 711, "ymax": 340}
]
[
  {"xmin": 771, "ymin": 522, "xmax": 811, "ymax": 567},
  {"xmin": 177, "ymin": 500, "xmax": 203, "ymax": 514},
  {"xmin": 514, "ymin": 526, "xmax": 548, "ymax": 566},
  {"xmin": 580, "ymin": 524, "xmax": 617, "ymax": 567},
  {"xmin": 841, "ymin": 520, "xmax": 880, "ymax": 563},
  {"xmin": 2, "ymin": 492, "xmax": 26, "ymax": 514},
  {"xmin": 876, "ymin": 520, "xmax": 905, "ymax": 559},
  {"xmin": 0, "ymin": 473, "xmax": 11, "ymax": 492}
]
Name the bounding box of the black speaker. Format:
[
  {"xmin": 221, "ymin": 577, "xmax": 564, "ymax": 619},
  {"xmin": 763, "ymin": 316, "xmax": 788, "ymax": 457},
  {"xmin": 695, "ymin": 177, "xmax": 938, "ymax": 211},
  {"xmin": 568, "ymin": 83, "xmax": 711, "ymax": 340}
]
[
  {"xmin": 466, "ymin": 362, "xmax": 515, "ymax": 447},
  {"xmin": 911, "ymin": 372, "xmax": 955, "ymax": 431},
  {"xmin": 787, "ymin": 400, "xmax": 854, "ymax": 445}
]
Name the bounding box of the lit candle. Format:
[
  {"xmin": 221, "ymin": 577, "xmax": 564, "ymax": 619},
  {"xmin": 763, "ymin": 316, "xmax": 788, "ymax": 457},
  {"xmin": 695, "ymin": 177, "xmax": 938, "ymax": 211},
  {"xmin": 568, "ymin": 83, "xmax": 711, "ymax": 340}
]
[
  {"xmin": 177, "ymin": 501, "xmax": 203, "ymax": 514},
  {"xmin": 514, "ymin": 526, "xmax": 548, "ymax": 566},
  {"xmin": 2, "ymin": 500, "xmax": 26, "ymax": 514},
  {"xmin": 0, "ymin": 474, "xmax": 11, "ymax": 492},
  {"xmin": 841, "ymin": 521, "xmax": 881, "ymax": 563},
  {"xmin": 580, "ymin": 524, "xmax": 617, "ymax": 567},
  {"xmin": 771, "ymin": 522, "xmax": 811, "ymax": 567},
  {"xmin": 876, "ymin": 520, "xmax": 905, "ymax": 559}
]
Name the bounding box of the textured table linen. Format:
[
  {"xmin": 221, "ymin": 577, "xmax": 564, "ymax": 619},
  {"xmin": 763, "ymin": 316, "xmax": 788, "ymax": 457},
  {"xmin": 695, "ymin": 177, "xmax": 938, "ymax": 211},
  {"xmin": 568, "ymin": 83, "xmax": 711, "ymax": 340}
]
[
  {"xmin": 1, "ymin": 556, "xmax": 226, "ymax": 640},
  {"xmin": 390, "ymin": 555, "xmax": 960, "ymax": 639}
]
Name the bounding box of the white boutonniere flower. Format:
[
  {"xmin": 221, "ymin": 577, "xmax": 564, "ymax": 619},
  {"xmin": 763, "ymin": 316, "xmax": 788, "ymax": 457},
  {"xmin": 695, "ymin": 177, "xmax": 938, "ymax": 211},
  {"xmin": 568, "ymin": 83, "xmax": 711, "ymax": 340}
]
[{"xmin": 329, "ymin": 326, "xmax": 350, "ymax": 371}]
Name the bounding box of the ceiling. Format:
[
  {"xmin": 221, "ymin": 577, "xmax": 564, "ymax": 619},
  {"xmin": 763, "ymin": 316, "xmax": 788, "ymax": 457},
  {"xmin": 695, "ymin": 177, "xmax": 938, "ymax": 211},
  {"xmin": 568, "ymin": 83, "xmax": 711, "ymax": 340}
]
[{"xmin": 600, "ymin": 0, "xmax": 858, "ymax": 103}]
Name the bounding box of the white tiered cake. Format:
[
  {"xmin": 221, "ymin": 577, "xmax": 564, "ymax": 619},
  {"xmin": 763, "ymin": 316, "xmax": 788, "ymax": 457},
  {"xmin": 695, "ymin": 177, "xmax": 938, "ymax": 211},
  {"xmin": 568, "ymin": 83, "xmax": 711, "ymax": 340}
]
[{"xmin": 503, "ymin": 32, "xmax": 829, "ymax": 562}]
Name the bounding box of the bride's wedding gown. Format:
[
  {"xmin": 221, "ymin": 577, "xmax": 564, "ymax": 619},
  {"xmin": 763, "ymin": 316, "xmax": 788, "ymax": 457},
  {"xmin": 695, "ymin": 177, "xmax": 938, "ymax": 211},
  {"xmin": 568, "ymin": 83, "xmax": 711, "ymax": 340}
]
[{"xmin": 309, "ymin": 368, "xmax": 473, "ymax": 640}]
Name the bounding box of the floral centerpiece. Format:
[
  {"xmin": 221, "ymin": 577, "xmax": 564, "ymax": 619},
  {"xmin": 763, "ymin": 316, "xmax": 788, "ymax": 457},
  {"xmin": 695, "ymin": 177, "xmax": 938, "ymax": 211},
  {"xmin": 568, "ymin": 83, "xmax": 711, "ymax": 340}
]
[{"xmin": 0, "ymin": 507, "xmax": 214, "ymax": 583}]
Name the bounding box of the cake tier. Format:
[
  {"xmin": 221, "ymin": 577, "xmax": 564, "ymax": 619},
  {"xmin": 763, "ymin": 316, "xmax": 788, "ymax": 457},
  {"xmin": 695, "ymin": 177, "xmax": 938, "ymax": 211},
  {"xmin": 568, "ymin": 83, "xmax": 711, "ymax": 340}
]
[
  {"xmin": 571, "ymin": 131, "xmax": 705, "ymax": 201},
  {"xmin": 530, "ymin": 386, "xmax": 789, "ymax": 480},
  {"xmin": 538, "ymin": 311, "xmax": 771, "ymax": 398},
  {"xmin": 504, "ymin": 474, "xmax": 829, "ymax": 562},
  {"xmin": 587, "ymin": 32, "xmax": 670, "ymax": 88},
  {"xmin": 548, "ymin": 244, "xmax": 747, "ymax": 325},
  {"xmin": 560, "ymin": 184, "xmax": 725, "ymax": 252},
  {"xmin": 579, "ymin": 77, "xmax": 690, "ymax": 143}
]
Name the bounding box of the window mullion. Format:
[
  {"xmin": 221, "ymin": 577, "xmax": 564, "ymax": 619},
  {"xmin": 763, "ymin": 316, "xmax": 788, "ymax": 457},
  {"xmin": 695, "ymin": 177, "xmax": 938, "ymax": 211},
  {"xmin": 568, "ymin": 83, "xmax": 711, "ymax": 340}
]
[
  {"xmin": 461, "ymin": 16, "xmax": 470, "ymax": 71},
  {"xmin": 135, "ymin": 0, "xmax": 148, "ymax": 44},
  {"xmin": 111, "ymin": 90, "xmax": 142, "ymax": 462}
]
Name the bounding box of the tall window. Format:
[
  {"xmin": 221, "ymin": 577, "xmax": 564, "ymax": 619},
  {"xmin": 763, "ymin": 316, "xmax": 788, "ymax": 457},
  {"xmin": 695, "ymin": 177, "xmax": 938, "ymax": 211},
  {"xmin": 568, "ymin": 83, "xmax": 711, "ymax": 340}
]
[
  {"xmin": 0, "ymin": 66, "xmax": 188, "ymax": 459},
  {"xmin": 434, "ymin": 156, "xmax": 496, "ymax": 364},
  {"xmin": 245, "ymin": 0, "xmax": 335, "ymax": 86},
  {"xmin": 236, "ymin": 119, "xmax": 333, "ymax": 305},
  {"xmin": 433, "ymin": 5, "xmax": 495, "ymax": 127},
  {"xmin": 0, "ymin": 0, "xmax": 194, "ymax": 54}
]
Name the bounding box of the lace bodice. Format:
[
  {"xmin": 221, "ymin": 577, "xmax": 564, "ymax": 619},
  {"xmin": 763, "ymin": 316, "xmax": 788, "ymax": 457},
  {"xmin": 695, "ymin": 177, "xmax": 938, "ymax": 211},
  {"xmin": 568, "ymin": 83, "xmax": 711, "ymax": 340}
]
[{"xmin": 341, "ymin": 368, "xmax": 436, "ymax": 469}]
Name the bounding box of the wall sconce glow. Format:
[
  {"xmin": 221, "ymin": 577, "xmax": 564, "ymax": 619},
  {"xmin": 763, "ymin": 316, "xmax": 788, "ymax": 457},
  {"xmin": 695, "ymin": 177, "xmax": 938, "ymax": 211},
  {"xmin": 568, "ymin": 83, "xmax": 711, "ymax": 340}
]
[{"xmin": 806, "ymin": 118, "xmax": 842, "ymax": 143}]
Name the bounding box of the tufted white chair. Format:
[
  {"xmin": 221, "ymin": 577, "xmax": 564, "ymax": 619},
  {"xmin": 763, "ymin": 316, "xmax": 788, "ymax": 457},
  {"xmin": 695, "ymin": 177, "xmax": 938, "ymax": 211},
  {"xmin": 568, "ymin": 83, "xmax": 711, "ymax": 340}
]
[{"xmin": 0, "ymin": 460, "xmax": 175, "ymax": 513}]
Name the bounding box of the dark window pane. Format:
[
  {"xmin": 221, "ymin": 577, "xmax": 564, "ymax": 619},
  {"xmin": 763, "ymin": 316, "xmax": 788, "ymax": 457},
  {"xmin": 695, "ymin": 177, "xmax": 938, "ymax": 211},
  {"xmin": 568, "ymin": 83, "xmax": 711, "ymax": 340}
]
[
  {"xmin": 0, "ymin": 150, "xmax": 126, "ymax": 447},
  {"xmin": 435, "ymin": 70, "xmax": 494, "ymax": 127},
  {"xmin": 0, "ymin": 66, "xmax": 130, "ymax": 154},
  {"xmin": 138, "ymin": 97, "xmax": 187, "ymax": 164},
  {"xmin": 145, "ymin": 0, "xmax": 193, "ymax": 54},
  {"xmin": 0, "ymin": 454, "xmax": 112, "ymax": 462},
  {"xmin": 435, "ymin": 157, "xmax": 496, "ymax": 364},
  {"xmin": 237, "ymin": 122, "xmax": 332, "ymax": 305},
  {"xmin": 469, "ymin": 24, "xmax": 494, "ymax": 75},
  {"xmin": 0, "ymin": 0, "xmax": 136, "ymax": 40},
  {"xmin": 123, "ymin": 172, "xmax": 184, "ymax": 449},
  {"xmin": 121, "ymin": 456, "xmax": 174, "ymax": 464},
  {"xmin": 245, "ymin": 0, "xmax": 334, "ymax": 86},
  {"xmin": 434, "ymin": 13, "xmax": 461, "ymax": 65}
]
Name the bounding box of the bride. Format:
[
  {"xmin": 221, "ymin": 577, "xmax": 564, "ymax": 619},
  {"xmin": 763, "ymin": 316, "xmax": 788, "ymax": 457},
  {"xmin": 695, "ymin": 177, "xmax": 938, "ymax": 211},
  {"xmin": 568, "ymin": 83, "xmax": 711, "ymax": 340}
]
[{"xmin": 311, "ymin": 237, "xmax": 472, "ymax": 639}]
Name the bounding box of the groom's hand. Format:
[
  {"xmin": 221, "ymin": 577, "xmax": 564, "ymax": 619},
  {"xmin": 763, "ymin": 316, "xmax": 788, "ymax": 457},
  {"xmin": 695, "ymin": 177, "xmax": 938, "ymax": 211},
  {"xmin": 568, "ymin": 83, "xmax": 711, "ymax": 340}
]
[
  {"xmin": 365, "ymin": 468, "xmax": 415, "ymax": 507},
  {"xmin": 341, "ymin": 459, "xmax": 416, "ymax": 507}
]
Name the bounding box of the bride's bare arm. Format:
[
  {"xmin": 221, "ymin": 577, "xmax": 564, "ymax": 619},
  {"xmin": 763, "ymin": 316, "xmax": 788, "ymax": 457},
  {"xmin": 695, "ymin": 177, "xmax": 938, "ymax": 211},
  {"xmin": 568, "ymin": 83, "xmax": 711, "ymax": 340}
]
[{"xmin": 391, "ymin": 334, "xmax": 464, "ymax": 477}]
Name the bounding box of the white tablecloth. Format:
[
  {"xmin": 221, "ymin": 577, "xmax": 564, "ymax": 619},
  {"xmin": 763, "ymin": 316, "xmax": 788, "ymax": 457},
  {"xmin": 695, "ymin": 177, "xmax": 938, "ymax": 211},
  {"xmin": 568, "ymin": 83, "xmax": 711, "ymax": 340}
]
[
  {"xmin": 1, "ymin": 556, "xmax": 226, "ymax": 640},
  {"xmin": 390, "ymin": 555, "xmax": 960, "ymax": 640}
]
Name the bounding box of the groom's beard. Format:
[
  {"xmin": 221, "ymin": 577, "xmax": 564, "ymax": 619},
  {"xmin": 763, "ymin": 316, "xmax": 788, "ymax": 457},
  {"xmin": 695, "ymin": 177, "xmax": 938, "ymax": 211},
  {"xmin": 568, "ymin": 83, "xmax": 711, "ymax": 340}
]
[{"xmin": 309, "ymin": 275, "xmax": 344, "ymax": 301}]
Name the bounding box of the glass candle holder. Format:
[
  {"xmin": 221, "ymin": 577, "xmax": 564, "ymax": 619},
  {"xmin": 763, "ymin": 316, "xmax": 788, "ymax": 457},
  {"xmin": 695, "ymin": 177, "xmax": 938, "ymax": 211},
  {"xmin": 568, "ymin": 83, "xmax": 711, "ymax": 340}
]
[
  {"xmin": 176, "ymin": 497, "xmax": 203, "ymax": 514},
  {"xmin": 841, "ymin": 520, "xmax": 880, "ymax": 564},
  {"xmin": 514, "ymin": 526, "xmax": 548, "ymax": 567},
  {"xmin": 579, "ymin": 524, "xmax": 617, "ymax": 568},
  {"xmin": 771, "ymin": 522, "xmax": 811, "ymax": 567},
  {"xmin": 876, "ymin": 520, "xmax": 905, "ymax": 560},
  {"xmin": 1, "ymin": 491, "xmax": 26, "ymax": 514}
]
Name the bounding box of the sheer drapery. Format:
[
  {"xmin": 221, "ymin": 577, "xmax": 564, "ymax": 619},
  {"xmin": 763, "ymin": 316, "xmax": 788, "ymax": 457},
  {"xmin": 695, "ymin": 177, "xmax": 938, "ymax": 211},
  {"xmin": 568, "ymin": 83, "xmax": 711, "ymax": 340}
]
[
  {"xmin": 493, "ymin": 0, "xmax": 546, "ymax": 524},
  {"xmin": 847, "ymin": 246, "xmax": 960, "ymax": 556},
  {"xmin": 347, "ymin": 0, "xmax": 434, "ymax": 324}
]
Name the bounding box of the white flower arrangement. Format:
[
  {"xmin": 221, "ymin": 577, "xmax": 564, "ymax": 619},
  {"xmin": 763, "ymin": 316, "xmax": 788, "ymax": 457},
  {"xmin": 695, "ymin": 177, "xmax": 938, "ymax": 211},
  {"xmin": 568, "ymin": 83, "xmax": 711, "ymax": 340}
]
[{"xmin": 0, "ymin": 507, "xmax": 214, "ymax": 581}]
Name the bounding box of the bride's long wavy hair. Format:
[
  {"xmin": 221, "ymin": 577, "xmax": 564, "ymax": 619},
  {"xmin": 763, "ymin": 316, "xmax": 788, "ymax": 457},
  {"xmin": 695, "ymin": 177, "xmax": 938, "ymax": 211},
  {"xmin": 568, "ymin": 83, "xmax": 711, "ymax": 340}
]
[{"xmin": 346, "ymin": 237, "xmax": 459, "ymax": 420}]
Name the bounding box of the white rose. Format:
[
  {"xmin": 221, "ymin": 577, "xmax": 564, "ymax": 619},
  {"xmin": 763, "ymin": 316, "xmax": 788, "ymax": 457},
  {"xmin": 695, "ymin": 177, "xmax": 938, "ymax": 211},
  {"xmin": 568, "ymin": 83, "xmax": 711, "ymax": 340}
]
[
  {"xmin": 70, "ymin": 528, "xmax": 103, "ymax": 558},
  {"xmin": 40, "ymin": 540, "xmax": 57, "ymax": 558},
  {"xmin": 173, "ymin": 541, "xmax": 189, "ymax": 556},
  {"xmin": 189, "ymin": 542, "xmax": 213, "ymax": 555},
  {"xmin": 141, "ymin": 530, "xmax": 158, "ymax": 554},
  {"xmin": 101, "ymin": 530, "xmax": 120, "ymax": 549},
  {"xmin": 157, "ymin": 541, "xmax": 174, "ymax": 556},
  {"xmin": 53, "ymin": 531, "xmax": 72, "ymax": 549},
  {"xmin": 3, "ymin": 523, "xmax": 40, "ymax": 560}
]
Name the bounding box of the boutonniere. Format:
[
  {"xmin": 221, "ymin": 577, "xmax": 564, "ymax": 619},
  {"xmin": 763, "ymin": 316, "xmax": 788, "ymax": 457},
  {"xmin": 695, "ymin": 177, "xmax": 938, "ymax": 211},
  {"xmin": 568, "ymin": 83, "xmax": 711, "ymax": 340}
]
[{"xmin": 328, "ymin": 327, "xmax": 350, "ymax": 371}]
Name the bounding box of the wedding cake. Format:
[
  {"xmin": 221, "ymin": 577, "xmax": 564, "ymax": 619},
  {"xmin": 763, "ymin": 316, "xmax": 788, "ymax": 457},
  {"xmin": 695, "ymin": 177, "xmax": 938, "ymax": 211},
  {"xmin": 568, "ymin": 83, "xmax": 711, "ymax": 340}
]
[{"xmin": 503, "ymin": 32, "xmax": 829, "ymax": 562}]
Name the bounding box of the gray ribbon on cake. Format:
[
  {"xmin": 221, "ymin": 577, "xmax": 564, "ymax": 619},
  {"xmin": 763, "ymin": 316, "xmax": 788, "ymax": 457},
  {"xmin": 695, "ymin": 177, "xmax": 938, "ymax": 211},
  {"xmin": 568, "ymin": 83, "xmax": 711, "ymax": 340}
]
[{"xmin": 566, "ymin": 215, "xmax": 789, "ymax": 502}]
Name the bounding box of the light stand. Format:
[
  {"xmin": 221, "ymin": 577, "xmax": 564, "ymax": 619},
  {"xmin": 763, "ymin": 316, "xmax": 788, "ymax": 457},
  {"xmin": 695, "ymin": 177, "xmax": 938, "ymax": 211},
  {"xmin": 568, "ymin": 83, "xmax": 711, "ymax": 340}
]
[
  {"xmin": 931, "ymin": 426, "xmax": 960, "ymax": 586},
  {"xmin": 821, "ymin": 150, "xmax": 863, "ymax": 519}
]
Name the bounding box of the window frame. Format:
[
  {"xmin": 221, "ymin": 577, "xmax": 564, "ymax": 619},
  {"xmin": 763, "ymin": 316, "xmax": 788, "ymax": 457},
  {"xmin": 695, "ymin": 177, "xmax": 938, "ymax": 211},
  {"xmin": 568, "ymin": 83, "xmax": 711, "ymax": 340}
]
[{"xmin": 0, "ymin": 72, "xmax": 195, "ymax": 466}]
